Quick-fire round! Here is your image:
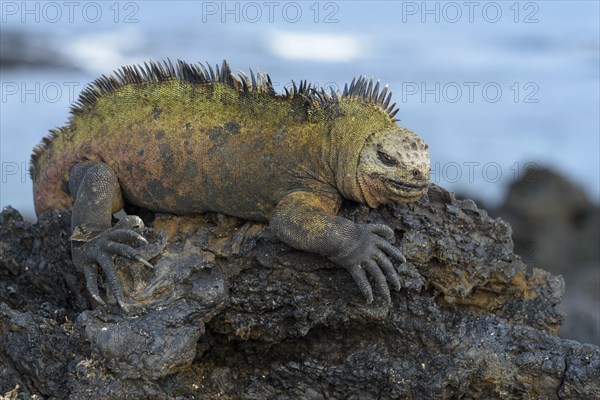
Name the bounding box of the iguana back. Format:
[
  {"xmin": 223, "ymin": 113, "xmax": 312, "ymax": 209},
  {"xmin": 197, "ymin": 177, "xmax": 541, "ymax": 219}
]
[{"xmin": 31, "ymin": 60, "xmax": 398, "ymax": 219}]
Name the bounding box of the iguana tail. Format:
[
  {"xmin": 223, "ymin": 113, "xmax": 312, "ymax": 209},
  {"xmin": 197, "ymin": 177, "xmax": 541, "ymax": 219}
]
[{"xmin": 30, "ymin": 127, "xmax": 77, "ymax": 216}]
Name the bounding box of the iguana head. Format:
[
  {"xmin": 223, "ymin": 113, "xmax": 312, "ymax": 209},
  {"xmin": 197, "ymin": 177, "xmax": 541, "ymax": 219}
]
[{"xmin": 357, "ymin": 128, "xmax": 430, "ymax": 207}]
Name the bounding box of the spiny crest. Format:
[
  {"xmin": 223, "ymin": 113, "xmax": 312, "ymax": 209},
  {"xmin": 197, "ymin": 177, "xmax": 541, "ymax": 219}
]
[
  {"xmin": 71, "ymin": 59, "xmax": 277, "ymax": 116},
  {"xmin": 342, "ymin": 76, "xmax": 399, "ymax": 120},
  {"xmin": 283, "ymin": 79, "xmax": 313, "ymax": 100},
  {"xmin": 30, "ymin": 126, "xmax": 68, "ymax": 179},
  {"xmin": 296, "ymin": 76, "xmax": 399, "ymax": 121},
  {"xmin": 71, "ymin": 59, "xmax": 399, "ymax": 120}
]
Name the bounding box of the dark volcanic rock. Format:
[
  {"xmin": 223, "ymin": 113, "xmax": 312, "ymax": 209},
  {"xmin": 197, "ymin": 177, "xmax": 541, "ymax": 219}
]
[
  {"xmin": 497, "ymin": 166, "xmax": 600, "ymax": 346},
  {"xmin": 0, "ymin": 30, "xmax": 79, "ymax": 71},
  {"xmin": 1, "ymin": 185, "xmax": 599, "ymax": 399}
]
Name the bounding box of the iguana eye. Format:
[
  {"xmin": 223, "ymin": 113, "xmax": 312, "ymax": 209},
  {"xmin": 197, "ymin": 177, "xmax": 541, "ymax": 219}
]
[{"xmin": 377, "ymin": 150, "xmax": 397, "ymax": 167}]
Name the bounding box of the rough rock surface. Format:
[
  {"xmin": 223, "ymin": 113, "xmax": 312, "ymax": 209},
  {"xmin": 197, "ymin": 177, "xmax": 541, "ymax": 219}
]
[{"xmin": 1, "ymin": 185, "xmax": 599, "ymax": 399}]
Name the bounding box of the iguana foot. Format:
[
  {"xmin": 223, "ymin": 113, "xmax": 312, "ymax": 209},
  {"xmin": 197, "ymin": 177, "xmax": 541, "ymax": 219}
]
[
  {"xmin": 332, "ymin": 223, "xmax": 406, "ymax": 304},
  {"xmin": 71, "ymin": 216, "xmax": 153, "ymax": 312}
]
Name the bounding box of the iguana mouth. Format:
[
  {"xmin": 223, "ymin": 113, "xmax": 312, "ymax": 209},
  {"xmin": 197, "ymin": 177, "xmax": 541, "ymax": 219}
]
[{"xmin": 386, "ymin": 178, "xmax": 428, "ymax": 192}]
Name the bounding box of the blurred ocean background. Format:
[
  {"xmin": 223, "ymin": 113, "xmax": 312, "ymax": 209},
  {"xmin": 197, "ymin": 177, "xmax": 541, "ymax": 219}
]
[
  {"xmin": 1, "ymin": 1, "xmax": 598, "ymax": 215},
  {"xmin": 1, "ymin": 1, "xmax": 599, "ymax": 344}
]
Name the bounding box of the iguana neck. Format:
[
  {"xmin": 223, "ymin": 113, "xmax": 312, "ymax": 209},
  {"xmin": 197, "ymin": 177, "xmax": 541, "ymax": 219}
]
[
  {"xmin": 326, "ymin": 101, "xmax": 396, "ymax": 207},
  {"xmin": 328, "ymin": 126, "xmax": 370, "ymax": 205}
]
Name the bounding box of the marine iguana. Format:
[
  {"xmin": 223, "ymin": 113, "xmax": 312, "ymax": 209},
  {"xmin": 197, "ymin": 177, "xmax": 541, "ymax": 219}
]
[{"xmin": 31, "ymin": 60, "xmax": 430, "ymax": 310}]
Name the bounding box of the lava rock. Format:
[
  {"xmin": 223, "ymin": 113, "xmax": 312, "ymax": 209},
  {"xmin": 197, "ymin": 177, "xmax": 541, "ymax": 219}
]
[
  {"xmin": 1, "ymin": 185, "xmax": 598, "ymax": 399},
  {"xmin": 497, "ymin": 166, "xmax": 600, "ymax": 345}
]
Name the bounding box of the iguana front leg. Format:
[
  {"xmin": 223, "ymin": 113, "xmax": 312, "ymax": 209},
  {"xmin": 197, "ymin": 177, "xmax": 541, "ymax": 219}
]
[
  {"xmin": 69, "ymin": 161, "xmax": 151, "ymax": 311},
  {"xmin": 270, "ymin": 191, "xmax": 406, "ymax": 303}
]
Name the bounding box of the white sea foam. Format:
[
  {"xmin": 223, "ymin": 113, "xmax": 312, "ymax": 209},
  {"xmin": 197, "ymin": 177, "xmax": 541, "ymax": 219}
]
[
  {"xmin": 268, "ymin": 31, "xmax": 366, "ymax": 62},
  {"xmin": 62, "ymin": 28, "xmax": 146, "ymax": 74}
]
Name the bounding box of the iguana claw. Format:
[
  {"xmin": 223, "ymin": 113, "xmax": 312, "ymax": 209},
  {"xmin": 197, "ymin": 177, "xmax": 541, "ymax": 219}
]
[
  {"xmin": 72, "ymin": 215, "xmax": 152, "ymax": 311},
  {"xmin": 333, "ymin": 223, "xmax": 406, "ymax": 304}
]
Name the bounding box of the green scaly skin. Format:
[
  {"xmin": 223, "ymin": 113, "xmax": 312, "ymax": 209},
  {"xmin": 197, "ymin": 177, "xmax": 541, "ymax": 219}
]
[{"xmin": 31, "ymin": 60, "xmax": 430, "ymax": 311}]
